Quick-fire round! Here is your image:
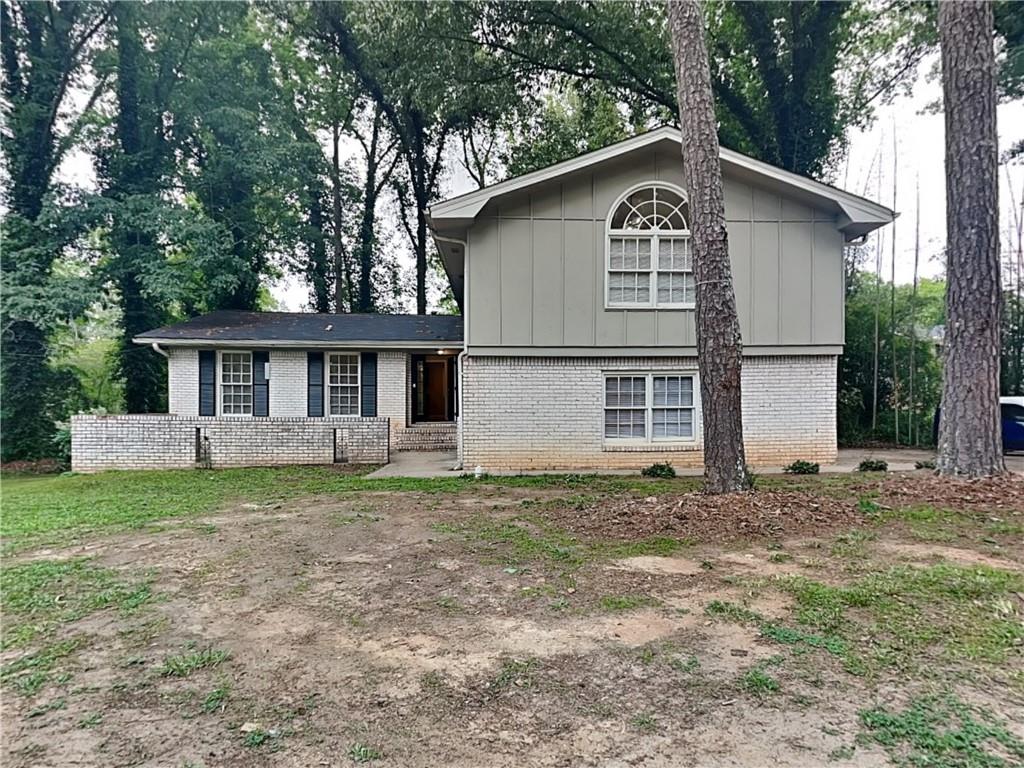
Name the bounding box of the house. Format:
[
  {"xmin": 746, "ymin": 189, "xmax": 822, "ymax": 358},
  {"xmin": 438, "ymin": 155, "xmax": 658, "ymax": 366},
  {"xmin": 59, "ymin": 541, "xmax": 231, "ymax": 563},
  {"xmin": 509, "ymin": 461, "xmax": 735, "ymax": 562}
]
[{"xmin": 70, "ymin": 127, "xmax": 894, "ymax": 472}]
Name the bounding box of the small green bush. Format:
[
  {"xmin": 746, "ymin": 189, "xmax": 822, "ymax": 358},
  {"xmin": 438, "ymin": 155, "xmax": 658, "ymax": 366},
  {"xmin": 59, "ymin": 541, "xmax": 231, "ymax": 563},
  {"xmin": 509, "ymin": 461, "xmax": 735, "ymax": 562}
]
[
  {"xmin": 51, "ymin": 423, "xmax": 72, "ymax": 470},
  {"xmin": 641, "ymin": 462, "xmax": 676, "ymax": 478},
  {"xmin": 914, "ymin": 459, "xmax": 936, "ymax": 470},
  {"xmin": 783, "ymin": 460, "xmax": 820, "ymax": 475},
  {"xmin": 857, "ymin": 458, "xmax": 888, "ymax": 472}
]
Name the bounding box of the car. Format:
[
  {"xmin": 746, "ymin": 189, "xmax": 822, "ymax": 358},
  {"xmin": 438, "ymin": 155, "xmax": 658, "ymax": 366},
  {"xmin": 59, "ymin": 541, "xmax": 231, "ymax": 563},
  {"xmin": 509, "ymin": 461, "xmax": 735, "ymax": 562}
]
[
  {"xmin": 932, "ymin": 396, "xmax": 1024, "ymax": 453},
  {"xmin": 1003, "ymin": 396, "xmax": 1024, "ymax": 453}
]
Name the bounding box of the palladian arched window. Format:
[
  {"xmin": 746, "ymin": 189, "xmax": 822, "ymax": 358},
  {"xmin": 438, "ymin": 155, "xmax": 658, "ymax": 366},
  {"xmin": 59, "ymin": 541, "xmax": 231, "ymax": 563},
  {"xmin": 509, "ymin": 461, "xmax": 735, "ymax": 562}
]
[{"xmin": 606, "ymin": 183, "xmax": 694, "ymax": 308}]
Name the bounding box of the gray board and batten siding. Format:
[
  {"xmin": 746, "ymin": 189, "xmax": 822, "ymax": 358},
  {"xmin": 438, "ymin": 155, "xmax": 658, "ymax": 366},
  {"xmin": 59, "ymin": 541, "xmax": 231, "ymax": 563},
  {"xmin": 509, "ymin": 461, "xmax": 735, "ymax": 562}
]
[{"xmin": 463, "ymin": 143, "xmax": 845, "ymax": 354}]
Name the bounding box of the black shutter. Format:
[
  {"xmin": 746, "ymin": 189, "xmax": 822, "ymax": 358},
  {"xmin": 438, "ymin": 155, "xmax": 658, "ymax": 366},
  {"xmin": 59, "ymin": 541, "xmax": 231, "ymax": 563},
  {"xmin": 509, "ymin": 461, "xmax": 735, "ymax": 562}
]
[
  {"xmin": 307, "ymin": 351, "xmax": 324, "ymax": 417},
  {"xmin": 199, "ymin": 350, "xmax": 216, "ymax": 416},
  {"xmin": 253, "ymin": 351, "xmax": 269, "ymax": 417},
  {"xmin": 360, "ymin": 352, "xmax": 377, "ymax": 417}
]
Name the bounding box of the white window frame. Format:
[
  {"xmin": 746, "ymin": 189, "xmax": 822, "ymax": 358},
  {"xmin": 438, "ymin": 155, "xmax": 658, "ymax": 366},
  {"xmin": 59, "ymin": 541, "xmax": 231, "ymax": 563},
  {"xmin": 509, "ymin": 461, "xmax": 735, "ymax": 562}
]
[
  {"xmin": 218, "ymin": 350, "xmax": 253, "ymax": 418},
  {"xmin": 602, "ymin": 371, "xmax": 700, "ymax": 445},
  {"xmin": 605, "ymin": 182, "xmax": 695, "ymax": 310},
  {"xmin": 325, "ymin": 351, "xmax": 361, "ymax": 418}
]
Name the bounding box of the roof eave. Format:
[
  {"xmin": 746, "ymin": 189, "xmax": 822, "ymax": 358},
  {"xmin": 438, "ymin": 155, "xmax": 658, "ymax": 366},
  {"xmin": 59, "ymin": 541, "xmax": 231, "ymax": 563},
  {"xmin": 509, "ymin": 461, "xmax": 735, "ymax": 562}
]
[
  {"xmin": 133, "ymin": 337, "xmax": 464, "ymax": 349},
  {"xmin": 429, "ymin": 127, "xmax": 897, "ymax": 231}
]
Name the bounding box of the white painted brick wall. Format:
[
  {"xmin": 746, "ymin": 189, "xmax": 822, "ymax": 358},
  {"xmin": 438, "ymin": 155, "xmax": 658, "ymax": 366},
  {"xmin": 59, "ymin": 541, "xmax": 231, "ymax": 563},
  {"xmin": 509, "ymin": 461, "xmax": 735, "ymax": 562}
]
[
  {"xmin": 378, "ymin": 351, "xmax": 409, "ymax": 437},
  {"xmin": 168, "ymin": 348, "xmax": 198, "ymax": 416},
  {"xmin": 71, "ymin": 414, "xmax": 389, "ymax": 471},
  {"xmin": 461, "ymin": 355, "xmax": 837, "ymax": 470},
  {"xmin": 269, "ymin": 349, "xmax": 308, "ymax": 417}
]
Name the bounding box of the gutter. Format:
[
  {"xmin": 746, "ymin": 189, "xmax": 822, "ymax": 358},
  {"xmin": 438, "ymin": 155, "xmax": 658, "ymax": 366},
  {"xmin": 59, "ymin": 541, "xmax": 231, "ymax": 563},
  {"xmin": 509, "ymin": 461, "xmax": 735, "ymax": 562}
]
[
  {"xmin": 150, "ymin": 342, "xmax": 169, "ymax": 358},
  {"xmin": 432, "ymin": 232, "xmax": 470, "ymax": 471}
]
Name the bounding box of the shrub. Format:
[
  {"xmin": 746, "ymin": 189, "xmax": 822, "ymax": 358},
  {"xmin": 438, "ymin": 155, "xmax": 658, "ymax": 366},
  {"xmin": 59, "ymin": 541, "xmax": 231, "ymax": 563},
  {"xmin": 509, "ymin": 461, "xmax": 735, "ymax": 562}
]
[
  {"xmin": 914, "ymin": 459, "xmax": 936, "ymax": 470},
  {"xmin": 783, "ymin": 460, "xmax": 820, "ymax": 475},
  {"xmin": 641, "ymin": 462, "xmax": 676, "ymax": 478},
  {"xmin": 51, "ymin": 423, "xmax": 72, "ymax": 470},
  {"xmin": 857, "ymin": 458, "xmax": 888, "ymax": 472}
]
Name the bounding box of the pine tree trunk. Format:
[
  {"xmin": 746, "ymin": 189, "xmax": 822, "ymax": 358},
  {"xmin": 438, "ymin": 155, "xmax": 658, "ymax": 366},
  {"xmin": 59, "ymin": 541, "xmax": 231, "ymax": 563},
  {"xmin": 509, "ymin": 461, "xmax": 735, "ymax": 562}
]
[
  {"xmin": 666, "ymin": 0, "xmax": 751, "ymax": 494},
  {"xmin": 936, "ymin": 1, "xmax": 1004, "ymax": 477}
]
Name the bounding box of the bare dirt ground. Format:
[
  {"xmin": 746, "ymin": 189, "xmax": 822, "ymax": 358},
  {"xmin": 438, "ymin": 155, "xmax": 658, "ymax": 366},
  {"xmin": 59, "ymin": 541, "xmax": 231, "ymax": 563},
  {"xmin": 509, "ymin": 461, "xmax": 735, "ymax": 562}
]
[{"xmin": 3, "ymin": 474, "xmax": 1023, "ymax": 767}]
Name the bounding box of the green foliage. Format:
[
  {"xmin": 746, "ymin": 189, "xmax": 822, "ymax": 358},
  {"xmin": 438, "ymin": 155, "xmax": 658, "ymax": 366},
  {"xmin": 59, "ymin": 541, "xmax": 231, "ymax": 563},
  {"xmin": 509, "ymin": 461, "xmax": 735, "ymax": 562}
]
[
  {"xmin": 914, "ymin": 459, "xmax": 936, "ymax": 470},
  {"xmin": 857, "ymin": 459, "xmax": 888, "ymax": 472},
  {"xmin": 641, "ymin": 462, "xmax": 677, "ymax": 479},
  {"xmin": 480, "ymin": 2, "xmax": 928, "ymax": 176},
  {"xmin": 783, "ymin": 460, "xmax": 820, "ymax": 475},
  {"xmin": 502, "ymin": 83, "xmax": 630, "ymax": 178},
  {"xmin": 838, "ymin": 270, "xmax": 944, "ymax": 446},
  {"xmin": 860, "ymin": 694, "xmax": 1024, "ymax": 768}
]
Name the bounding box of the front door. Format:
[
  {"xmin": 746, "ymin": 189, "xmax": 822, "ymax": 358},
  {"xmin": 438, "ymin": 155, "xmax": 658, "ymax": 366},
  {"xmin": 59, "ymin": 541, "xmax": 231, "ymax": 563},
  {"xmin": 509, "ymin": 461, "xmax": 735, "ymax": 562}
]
[
  {"xmin": 424, "ymin": 361, "xmax": 447, "ymax": 421},
  {"xmin": 412, "ymin": 355, "xmax": 456, "ymax": 423}
]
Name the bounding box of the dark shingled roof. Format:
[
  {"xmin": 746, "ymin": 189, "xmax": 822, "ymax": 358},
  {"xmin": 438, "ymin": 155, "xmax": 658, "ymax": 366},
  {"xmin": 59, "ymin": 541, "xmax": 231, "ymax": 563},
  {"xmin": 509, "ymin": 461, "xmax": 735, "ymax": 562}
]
[{"xmin": 135, "ymin": 311, "xmax": 463, "ymax": 344}]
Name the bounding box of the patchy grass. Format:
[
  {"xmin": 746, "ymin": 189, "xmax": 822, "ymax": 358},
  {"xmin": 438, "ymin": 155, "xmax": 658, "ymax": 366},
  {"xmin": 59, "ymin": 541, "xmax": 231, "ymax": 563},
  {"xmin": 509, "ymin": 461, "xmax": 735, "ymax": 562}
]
[
  {"xmin": 860, "ymin": 694, "xmax": 1024, "ymax": 767},
  {"xmin": 779, "ymin": 564, "xmax": 1024, "ymax": 673},
  {"xmin": 1, "ymin": 468, "xmax": 702, "ymax": 553},
  {"xmin": 739, "ymin": 665, "xmax": 781, "ymax": 698},
  {"xmin": 160, "ymin": 647, "xmax": 230, "ymax": 678},
  {"xmin": 630, "ymin": 712, "xmax": 659, "ymax": 732},
  {"xmin": 598, "ymin": 594, "xmax": 661, "ymax": 612},
  {"xmin": 348, "ymin": 743, "xmax": 383, "ymax": 763},
  {"xmin": 430, "ymin": 515, "xmax": 689, "ymax": 571},
  {"xmin": 1, "ymin": 558, "xmax": 154, "ymax": 649},
  {"xmin": 202, "ymin": 681, "xmax": 230, "ymax": 714},
  {"xmin": 490, "ymin": 658, "xmax": 538, "ymax": 691},
  {"xmin": 1, "ymin": 637, "xmax": 87, "ymax": 696}
]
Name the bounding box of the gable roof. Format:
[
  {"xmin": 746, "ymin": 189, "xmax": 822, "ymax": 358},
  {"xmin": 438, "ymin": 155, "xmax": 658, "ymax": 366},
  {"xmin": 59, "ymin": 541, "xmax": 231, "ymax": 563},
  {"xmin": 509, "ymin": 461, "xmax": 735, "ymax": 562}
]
[
  {"xmin": 134, "ymin": 310, "xmax": 463, "ymax": 348},
  {"xmin": 429, "ymin": 126, "xmax": 895, "ymax": 240}
]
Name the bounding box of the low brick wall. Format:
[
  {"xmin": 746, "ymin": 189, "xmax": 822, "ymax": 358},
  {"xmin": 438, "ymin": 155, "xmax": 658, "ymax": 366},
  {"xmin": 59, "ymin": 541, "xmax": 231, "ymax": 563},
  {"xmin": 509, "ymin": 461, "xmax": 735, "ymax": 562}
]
[{"xmin": 71, "ymin": 414, "xmax": 389, "ymax": 472}]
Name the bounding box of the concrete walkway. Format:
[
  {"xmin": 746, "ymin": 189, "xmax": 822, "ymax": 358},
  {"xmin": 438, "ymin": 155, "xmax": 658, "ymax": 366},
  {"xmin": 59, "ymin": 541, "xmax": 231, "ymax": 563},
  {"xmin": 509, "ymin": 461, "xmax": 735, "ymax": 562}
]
[{"xmin": 367, "ymin": 447, "xmax": 1024, "ymax": 478}]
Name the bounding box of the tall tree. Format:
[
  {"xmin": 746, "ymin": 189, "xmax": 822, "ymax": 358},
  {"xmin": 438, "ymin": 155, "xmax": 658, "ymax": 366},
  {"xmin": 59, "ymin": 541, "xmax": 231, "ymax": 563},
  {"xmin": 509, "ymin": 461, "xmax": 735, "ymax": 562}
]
[
  {"xmin": 315, "ymin": 1, "xmax": 511, "ymax": 313},
  {"xmin": 478, "ymin": 1, "xmax": 930, "ymax": 177},
  {"xmin": 0, "ymin": 0, "xmax": 110, "ymax": 459},
  {"xmin": 666, "ymin": 0, "xmax": 750, "ymax": 494},
  {"xmin": 936, "ymin": 1, "xmax": 1004, "ymax": 478}
]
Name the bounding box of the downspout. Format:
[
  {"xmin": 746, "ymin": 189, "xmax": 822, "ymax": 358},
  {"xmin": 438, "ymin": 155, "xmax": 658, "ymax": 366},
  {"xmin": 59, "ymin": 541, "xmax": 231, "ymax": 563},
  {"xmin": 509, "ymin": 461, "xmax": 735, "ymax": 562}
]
[
  {"xmin": 432, "ymin": 232, "xmax": 469, "ymax": 471},
  {"xmin": 150, "ymin": 342, "xmax": 169, "ymax": 358}
]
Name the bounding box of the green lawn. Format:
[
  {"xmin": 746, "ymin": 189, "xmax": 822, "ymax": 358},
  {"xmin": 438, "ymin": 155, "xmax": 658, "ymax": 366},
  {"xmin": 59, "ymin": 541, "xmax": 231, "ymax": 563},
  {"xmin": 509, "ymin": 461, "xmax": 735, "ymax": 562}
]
[{"xmin": 0, "ymin": 467, "xmax": 696, "ymax": 553}]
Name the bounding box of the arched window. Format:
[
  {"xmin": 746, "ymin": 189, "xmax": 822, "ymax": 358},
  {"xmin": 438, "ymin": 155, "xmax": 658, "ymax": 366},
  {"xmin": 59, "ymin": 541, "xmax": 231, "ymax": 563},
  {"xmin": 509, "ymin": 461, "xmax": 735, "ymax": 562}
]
[{"xmin": 606, "ymin": 183, "xmax": 694, "ymax": 308}]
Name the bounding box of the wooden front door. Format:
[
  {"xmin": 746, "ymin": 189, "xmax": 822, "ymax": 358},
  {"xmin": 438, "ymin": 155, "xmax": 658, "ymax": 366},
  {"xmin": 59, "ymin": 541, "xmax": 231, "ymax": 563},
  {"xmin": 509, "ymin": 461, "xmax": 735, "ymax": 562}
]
[
  {"xmin": 424, "ymin": 361, "xmax": 447, "ymax": 421},
  {"xmin": 412, "ymin": 355, "xmax": 455, "ymax": 423}
]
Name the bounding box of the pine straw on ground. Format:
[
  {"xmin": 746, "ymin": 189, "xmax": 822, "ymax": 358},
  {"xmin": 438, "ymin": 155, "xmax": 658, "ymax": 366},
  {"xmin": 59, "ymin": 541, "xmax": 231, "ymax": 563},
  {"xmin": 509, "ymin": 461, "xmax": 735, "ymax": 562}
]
[
  {"xmin": 548, "ymin": 473, "xmax": 1024, "ymax": 545},
  {"xmin": 554, "ymin": 489, "xmax": 860, "ymax": 544},
  {"xmin": 872, "ymin": 472, "xmax": 1024, "ymax": 515}
]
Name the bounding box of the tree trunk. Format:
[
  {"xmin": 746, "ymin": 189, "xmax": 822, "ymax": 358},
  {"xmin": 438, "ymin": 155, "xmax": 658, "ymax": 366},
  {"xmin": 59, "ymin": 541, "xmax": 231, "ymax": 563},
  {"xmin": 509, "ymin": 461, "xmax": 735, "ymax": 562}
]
[
  {"xmin": 936, "ymin": 1, "xmax": 1004, "ymax": 477},
  {"xmin": 666, "ymin": 0, "xmax": 751, "ymax": 494},
  {"xmin": 331, "ymin": 120, "xmax": 350, "ymax": 312}
]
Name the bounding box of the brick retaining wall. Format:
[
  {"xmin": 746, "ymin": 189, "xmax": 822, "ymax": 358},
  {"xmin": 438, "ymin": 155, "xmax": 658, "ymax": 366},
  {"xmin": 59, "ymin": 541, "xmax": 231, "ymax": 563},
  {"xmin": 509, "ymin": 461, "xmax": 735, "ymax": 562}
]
[{"xmin": 71, "ymin": 414, "xmax": 389, "ymax": 472}]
